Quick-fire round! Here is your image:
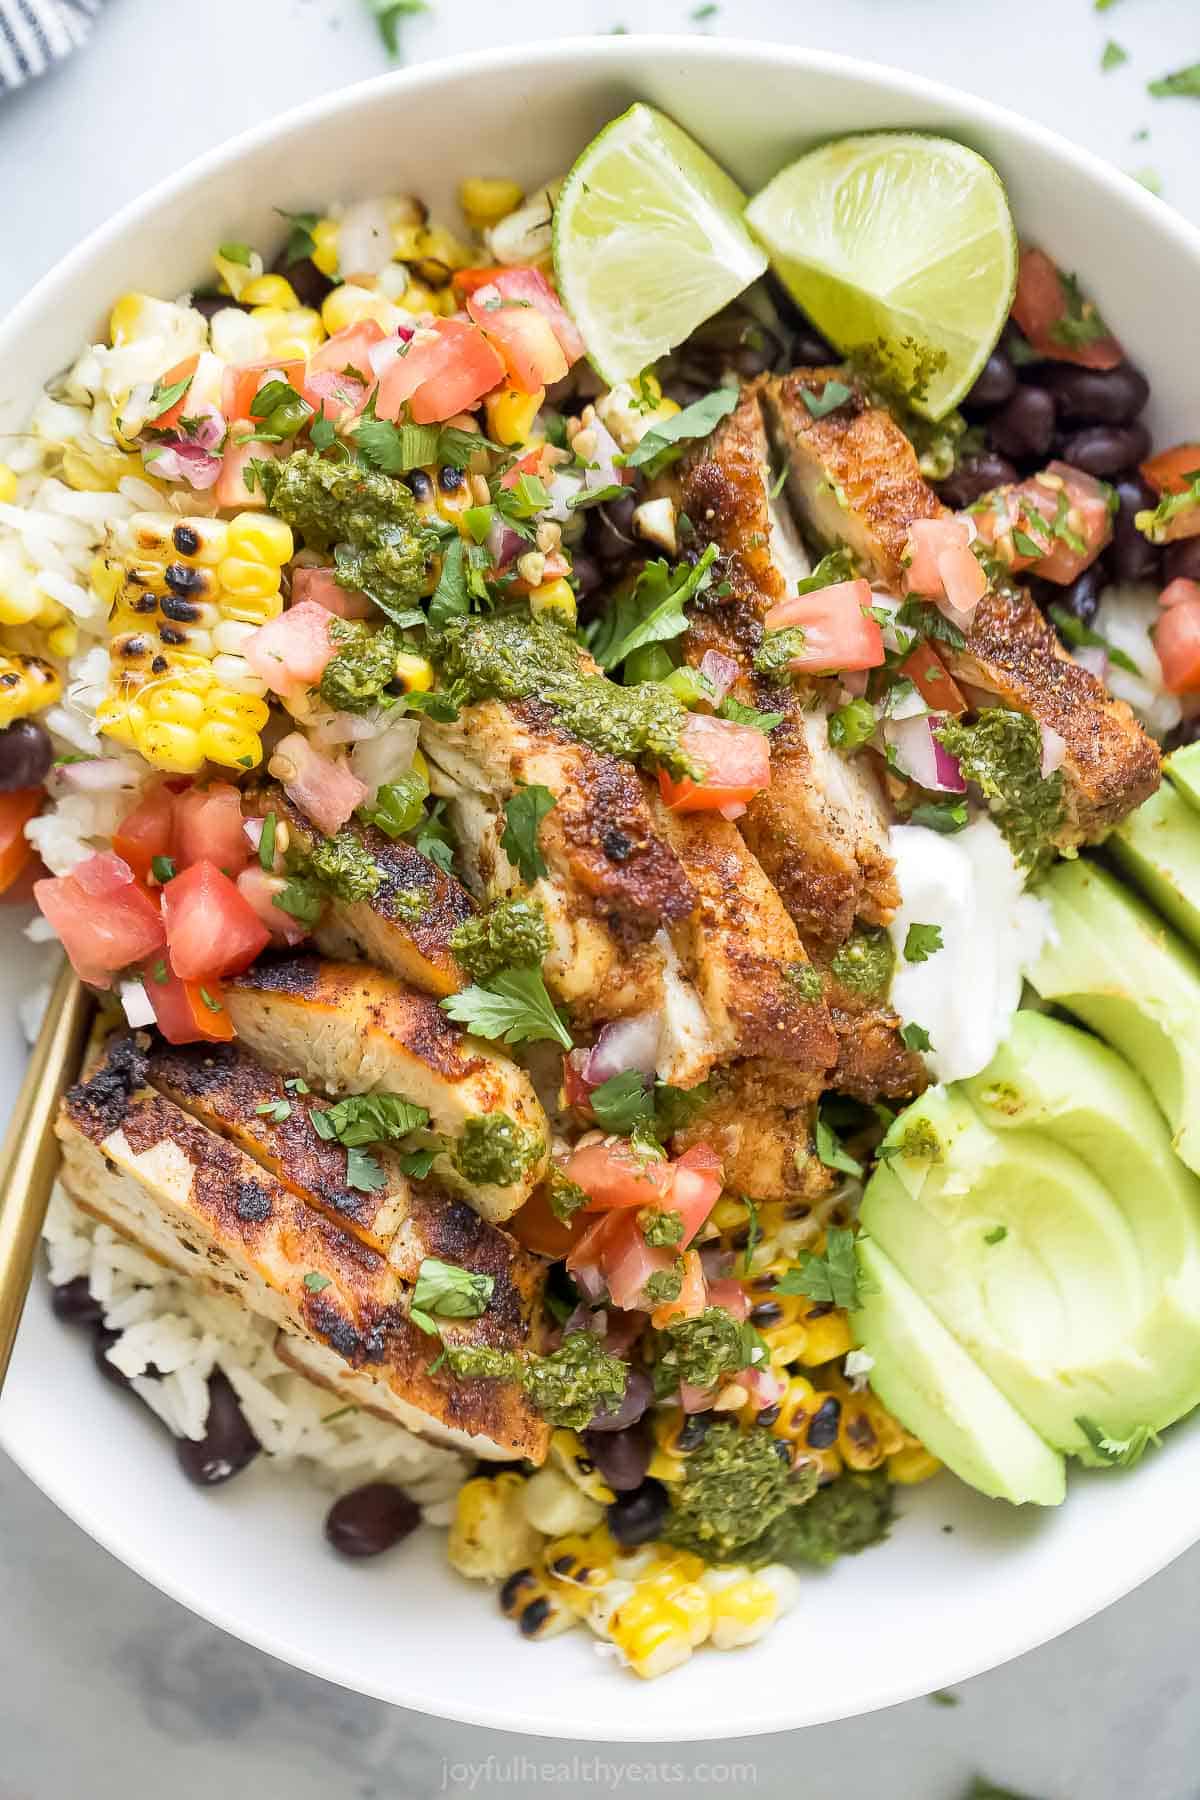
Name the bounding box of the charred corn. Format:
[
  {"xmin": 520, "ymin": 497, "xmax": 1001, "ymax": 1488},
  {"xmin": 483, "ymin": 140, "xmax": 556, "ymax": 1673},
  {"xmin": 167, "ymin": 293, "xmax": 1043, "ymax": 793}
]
[
  {"xmin": 0, "ymin": 652, "xmax": 60, "ymax": 726},
  {"xmin": 499, "ymin": 1564, "xmax": 581, "ymax": 1641},
  {"xmin": 448, "ymin": 1472, "xmax": 543, "ymax": 1583},
  {"xmin": 549, "ymin": 1429, "xmax": 616, "ymax": 1506},
  {"xmin": 93, "ymin": 510, "xmax": 289, "ymax": 773},
  {"xmin": 887, "ymin": 1443, "xmax": 942, "ymax": 1485}
]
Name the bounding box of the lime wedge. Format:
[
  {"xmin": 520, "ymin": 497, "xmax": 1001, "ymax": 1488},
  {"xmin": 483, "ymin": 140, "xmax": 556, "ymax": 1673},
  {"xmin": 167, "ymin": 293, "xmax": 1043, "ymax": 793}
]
[
  {"xmin": 746, "ymin": 132, "xmax": 1018, "ymax": 419},
  {"xmin": 553, "ymin": 103, "xmax": 768, "ymax": 385}
]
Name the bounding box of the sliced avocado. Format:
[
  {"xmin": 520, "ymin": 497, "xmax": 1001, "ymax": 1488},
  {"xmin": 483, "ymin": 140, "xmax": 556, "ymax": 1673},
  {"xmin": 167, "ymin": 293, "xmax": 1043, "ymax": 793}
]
[
  {"xmin": 1165, "ymin": 740, "xmax": 1200, "ymax": 815},
  {"xmin": 853, "ymin": 1239, "xmax": 1066, "ymax": 1507},
  {"xmin": 861, "ymin": 1013, "xmax": 1200, "ymax": 1459},
  {"xmin": 1109, "ymin": 781, "xmax": 1200, "ymax": 955},
  {"xmin": 1030, "ymin": 857, "xmax": 1200, "ymax": 1174}
]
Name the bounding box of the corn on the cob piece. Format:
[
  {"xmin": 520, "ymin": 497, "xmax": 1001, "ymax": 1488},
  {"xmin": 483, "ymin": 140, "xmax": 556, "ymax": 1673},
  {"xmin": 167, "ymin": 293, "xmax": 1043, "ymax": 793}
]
[
  {"xmin": 93, "ymin": 510, "xmax": 290, "ymax": 774},
  {"xmin": 447, "ymin": 1472, "xmax": 544, "ymax": 1583},
  {"xmin": 548, "ymin": 1430, "xmax": 616, "ymax": 1506},
  {"xmin": 520, "ymin": 1466, "xmax": 605, "ymax": 1538},
  {"xmin": 499, "ymin": 1565, "xmax": 581, "ymax": 1642},
  {"xmin": 0, "ymin": 652, "xmax": 60, "ymax": 726},
  {"xmin": 887, "ymin": 1443, "xmax": 941, "ymax": 1485},
  {"xmin": 700, "ymin": 1563, "xmax": 800, "ymax": 1649}
]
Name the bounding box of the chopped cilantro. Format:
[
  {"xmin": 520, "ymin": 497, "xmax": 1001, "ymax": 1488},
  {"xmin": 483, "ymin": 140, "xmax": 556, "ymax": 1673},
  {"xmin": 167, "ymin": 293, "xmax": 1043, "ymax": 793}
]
[
  {"xmin": 441, "ymin": 965, "xmax": 573, "ymax": 1049},
  {"xmin": 258, "ymin": 811, "xmax": 277, "ymax": 871},
  {"xmin": 828, "ymin": 697, "xmax": 876, "ymax": 752},
  {"xmin": 302, "ymin": 1271, "xmax": 331, "ymax": 1293},
  {"xmin": 144, "ymin": 373, "xmax": 192, "ymax": 423},
  {"xmin": 150, "ymin": 855, "xmax": 176, "ymax": 884},
  {"xmin": 255, "ymin": 1098, "xmax": 292, "ymax": 1124},
  {"xmin": 624, "ymin": 387, "xmax": 738, "ymax": 479},
  {"xmin": 814, "ymin": 1110, "xmax": 865, "ymax": 1179},
  {"xmin": 591, "ymin": 544, "xmax": 718, "ymax": 672},
  {"xmin": 908, "ymin": 797, "xmax": 968, "ymax": 834},
  {"xmin": 775, "ymin": 1227, "xmax": 866, "ymax": 1310},
  {"xmin": 368, "ymin": 0, "xmax": 429, "ymax": 59},
  {"xmin": 901, "ymin": 1021, "xmax": 934, "ymax": 1053},
  {"xmin": 311, "ymin": 1091, "xmax": 429, "ymax": 1147},
  {"xmin": 1047, "ymin": 604, "xmax": 1140, "ymax": 675},
  {"xmin": 799, "ymin": 380, "xmax": 854, "ymax": 419},
  {"xmin": 408, "ymin": 1257, "xmax": 494, "ymax": 1335},
  {"xmin": 274, "ymin": 207, "xmax": 320, "ymax": 265},
  {"xmin": 500, "ymin": 783, "xmax": 556, "ymax": 884},
  {"xmin": 903, "ymin": 922, "xmax": 944, "ymax": 964},
  {"xmin": 346, "ymin": 1147, "xmax": 387, "ymax": 1192},
  {"xmin": 1075, "ymin": 1416, "xmax": 1161, "ymax": 1467},
  {"xmin": 1101, "ymin": 38, "xmax": 1128, "ymax": 71},
  {"xmin": 717, "ymin": 695, "xmax": 784, "ymax": 733},
  {"xmin": 590, "ymin": 1069, "xmax": 656, "ymax": 1135}
]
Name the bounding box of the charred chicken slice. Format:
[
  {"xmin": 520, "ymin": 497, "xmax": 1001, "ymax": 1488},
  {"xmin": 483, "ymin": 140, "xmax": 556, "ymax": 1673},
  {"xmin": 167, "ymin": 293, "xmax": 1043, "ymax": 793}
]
[
  {"xmin": 58, "ymin": 1034, "xmax": 549, "ymax": 1461},
  {"xmin": 224, "ymin": 955, "xmax": 550, "ymax": 1224},
  {"xmin": 669, "ymin": 1057, "xmax": 834, "ymax": 1204}
]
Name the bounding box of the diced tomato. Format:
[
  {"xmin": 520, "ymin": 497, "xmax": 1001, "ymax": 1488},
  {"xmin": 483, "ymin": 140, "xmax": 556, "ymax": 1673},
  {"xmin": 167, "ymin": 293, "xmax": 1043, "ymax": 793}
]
[
  {"xmin": 669, "ymin": 1143, "xmax": 724, "ymax": 1246},
  {"xmin": 235, "ymin": 865, "xmax": 311, "ymax": 947},
  {"xmin": 374, "ymin": 318, "xmax": 505, "ymax": 425},
  {"xmin": 763, "ymin": 578, "xmax": 885, "ymax": 675},
  {"xmin": 706, "ymin": 1278, "xmax": 751, "ymax": 1322},
  {"xmin": 659, "ymin": 713, "xmax": 772, "ymax": 817},
  {"xmin": 969, "ymin": 461, "xmax": 1113, "ymax": 585},
  {"xmin": 561, "ymin": 1048, "xmax": 593, "ymax": 1111},
  {"xmin": 302, "ymin": 368, "xmax": 371, "ymax": 429},
  {"xmin": 1011, "ymin": 247, "xmax": 1123, "ymax": 370},
  {"xmin": 174, "ymin": 782, "xmax": 249, "ymax": 876},
  {"xmin": 500, "ymin": 447, "xmax": 550, "ymax": 490},
  {"xmin": 290, "ymin": 564, "xmax": 376, "ymax": 620},
  {"xmin": 1155, "ymin": 598, "xmax": 1200, "ymax": 694},
  {"xmin": 899, "ymin": 644, "xmax": 967, "ymax": 718},
  {"xmin": 162, "ymin": 860, "xmax": 270, "ymax": 982},
  {"xmin": 650, "ymin": 1248, "xmax": 707, "ymax": 1328},
  {"xmin": 904, "ymin": 518, "xmax": 969, "ymax": 595},
  {"xmin": 509, "ymin": 1181, "xmax": 583, "ymax": 1259},
  {"xmin": 216, "ymin": 424, "xmax": 283, "ymax": 510},
  {"xmin": 272, "ymin": 731, "xmax": 367, "ymax": 835},
  {"xmin": 34, "ymin": 853, "xmax": 166, "ymax": 988},
  {"xmin": 243, "ymin": 600, "xmax": 337, "ymax": 698},
  {"xmin": 307, "ymin": 320, "xmax": 385, "ymax": 378},
  {"xmin": 142, "ymin": 962, "xmax": 235, "ymax": 1044},
  {"xmin": 151, "ymin": 354, "xmax": 200, "ymax": 431},
  {"xmin": 299, "ymin": 323, "xmax": 385, "ymax": 425},
  {"xmin": 466, "ymin": 286, "xmax": 567, "ymax": 391},
  {"xmin": 221, "ymin": 359, "xmax": 306, "ymax": 424},
  {"xmin": 581, "ymin": 1211, "xmax": 680, "ymax": 1313},
  {"xmin": 0, "ymin": 788, "xmax": 41, "ymax": 895},
  {"xmin": 453, "ymin": 266, "xmax": 586, "ymax": 365},
  {"xmin": 113, "ymin": 783, "xmax": 175, "ymax": 884},
  {"xmin": 1142, "ymin": 444, "xmax": 1200, "ymax": 496},
  {"xmin": 1161, "ymin": 579, "xmax": 1200, "ymax": 610},
  {"xmin": 570, "ymin": 1138, "xmax": 674, "ymax": 1210}
]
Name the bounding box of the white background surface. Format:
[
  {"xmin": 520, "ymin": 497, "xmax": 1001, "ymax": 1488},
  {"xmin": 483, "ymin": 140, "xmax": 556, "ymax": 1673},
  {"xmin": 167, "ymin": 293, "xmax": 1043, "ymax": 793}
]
[{"xmin": 2, "ymin": 3, "xmax": 1199, "ymax": 1796}]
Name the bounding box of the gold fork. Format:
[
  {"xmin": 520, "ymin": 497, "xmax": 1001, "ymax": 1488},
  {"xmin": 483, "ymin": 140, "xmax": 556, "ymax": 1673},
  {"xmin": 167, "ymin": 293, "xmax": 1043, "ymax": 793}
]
[{"xmin": 0, "ymin": 959, "xmax": 92, "ymax": 1390}]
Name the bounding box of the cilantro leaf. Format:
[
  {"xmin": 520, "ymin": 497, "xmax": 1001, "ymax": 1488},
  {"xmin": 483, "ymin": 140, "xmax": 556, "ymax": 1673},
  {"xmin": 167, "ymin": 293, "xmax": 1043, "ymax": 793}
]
[
  {"xmin": 624, "ymin": 387, "xmax": 739, "ymax": 478},
  {"xmin": 255, "ymin": 1098, "xmax": 292, "ymax": 1124},
  {"xmin": 411, "ymin": 1256, "xmax": 495, "ymax": 1324},
  {"xmin": 901, "ymin": 1021, "xmax": 934, "ymax": 1053},
  {"xmin": 275, "ymin": 207, "xmax": 320, "ymax": 265},
  {"xmin": 354, "ymin": 413, "xmax": 437, "ymax": 475},
  {"xmin": 150, "ymin": 855, "xmax": 176, "ymax": 884},
  {"xmin": 1148, "ymin": 63, "xmax": 1200, "ymax": 100},
  {"xmin": 590, "ymin": 1070, "xmax": 656, "ymax": 1135},
  {"xmin": 273, "ymin": 876, "xmax": 324, "ymax": 926},
  {"xmin": 441, "ymin": 966, "xmax": 573, "ymax": 1050},
  {"xmin": 1047, "ymin": 604, "xmax": 1140, "ymax": 675},
  {"xmin": 398, "ymin": 1147, "xmax": 438, "ymax": 1179},
  {"xmin": 592, "ymin": 543, "xmax": 718, "ymax": 671},
  {"xmin": 799, "ymin": 380, "xmax": 854, "ymax": 419},
  {"xmin": 428, "ymin": 535, "xmax": 468, "ymax": 631},
  {"xmin": 346, "ymin": 1147, "xmax": 387, "ymax": 1191},
  {"xmin": 368, "ymin": 0, "xmax": 429, "ymax": 59},
  {"xmin": 717, "ymin": 696, "xmax": 784, "ymax": 733},
  {"xmin": 413, "ymin": 799, "xmax": 456, "ymax": 874},
  {"xmin": 144, "ymin": 373, "xmax": 193, "ymax": 423},
  {"xmin": 1075, "ymin": 1416, "xmax": 1161, "ymax": 1467},
  {"xmin": 258, "ymin": 811, "xmax": 277, "ymax": 872},
  {"xmin": 1048, "ymin": 270, "xmax": 1113, "ymax": 350},
  {"xmin": 500, "ymin": 783, "xmax": 556, "ymax": 884},
  {"xmin": 814, "ymin": 1110, "xmax": 865, "ymax": 1178},
  {"xmin": 302, "ymin": 1271, "xmax": 331, "ymax": 1293},
  {"xmin": 908, "ymin": 798, "xmax": 968, "ymax": 835},
  {"xmin": 903, "ymin": 922, "xmax": 944, "ymax": 964},
  {"xmin": 795, "ymin": 545, "xmax": 857, "ymax": 596},
  {"xmin": 311, "ymin": 1091, "xmax": 430, "ymax": 1147},
  {"xmin": 775, "ymin": 1227, "xmax": 866, "ymax": 1310}
]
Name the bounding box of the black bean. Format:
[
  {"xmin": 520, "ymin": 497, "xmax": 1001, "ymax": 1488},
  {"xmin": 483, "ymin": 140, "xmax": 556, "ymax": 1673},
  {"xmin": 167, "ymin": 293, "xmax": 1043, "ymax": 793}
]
[
  {"xmin": 92, "ymin": 1326, "xmax": 134, "ymax": 1390},
  {"xmin": 675, "ymin": 1410, "xmax": 714, "ymax": 1453},
  {"xmin": 606, "ymin": 1478, "xmax": 669, "ymax": 1547},
  {"xmin": 273, "ymin": 255, "xmax": 333, "ymax": 310},
  {"xmin": 50, "ymin": 1275, "xmax": 104, "ymax": 1328},
  {"xmin": 1058, "ymin": 423, "xmax": 1152, "ymax": 479},
  {"xmin": 191, "ymin": 295, "xmax": 247, "ymax": 322},
  {"xmin": 731, "ymin": 342, "xmax": 773, "ymax": 378},
  {"xmin": 936, "ymin": 452, "xmax": 1019, "ymax": 510},
  {"xmin": 749, "ymin": 1300, "xmax": 784, "ymax": 1328},
  {"xmin": 587, "ymin": 493, "xmax": 637, "ymax": 566},
  {"xmin": 570, "ymin": 552, "xmax": 603, "ymax": 599},
  {"xmin": 176, "ymin": 1370, "xmax": 261, "ymax": 1486},
  {"xmin": 1164, "ymin": 714, "xmax": 1200, "ymax": 754},
  {"xmin": 964, "ymin": 348, "xmax": 1017, "ymax": 412},
  {"xmin": 791, "ymin": 327, "xmax": 835, "ymax": 365},
  {"xmin": 1053, "ymin": 564, "xmax": 1104, "ymax": 628},
  {"xmin": 1043, "ymin": 363, "xmax": 1150, "ymax": 427},
  {"xmin": 1110, "ymin": 475, "xmax": 1162, "ymax": 584},
  {"xmin": 0, "ymin": 719, "xmax": 51, "ymax": 792},
  {"xmin": 1165, "ymin": 540, "xmax": 1200, "ymax": 586},
  {"xmin": 807, "ymin": 1396, "xmax": 841, "ymax": 1450},
  {"xmin": 583, "ymin": 1419, "xmax": 651, "ymax": 1492},
  {"xmin": 324, "ymin": 1481, "xmax": 421, "ymax": 1557},
  {"xmin": 584, "ymin": 1368, "xmax": 653, "ymax": 1433},
  {"xmin": 987, "ymin": 387, "xmax": 1056, "ymax": 462}
]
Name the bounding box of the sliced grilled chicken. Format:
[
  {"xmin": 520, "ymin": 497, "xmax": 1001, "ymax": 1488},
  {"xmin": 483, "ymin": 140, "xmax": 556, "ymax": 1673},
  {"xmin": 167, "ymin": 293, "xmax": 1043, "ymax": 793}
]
[
  {"xmin": 669, "ymin": 1057, "xmax": 834, "ymax": 1203},
  {"xmin": 652, "ymin": 387, "xmax": 898, "ymax": 945},
  {"xmin": 766, "ymin": 370, "xmax": 1160, "ymax": 844},
  {"xmin": 58, "ymin": 1034, "xmax": 549, "ymax": 1460},
  {"xmin": 243, "ymin": 785, "xmax": 474, "ymax": 998},
  {"xmin": 820, "ymin": 977, "xmax": 928, "ymax": 1102},
  {"xmin": 762, "ymin": 369, "xmax": 943, "ymax": 585},
  {"xmin": 224, "ymin": 956, "xmax": 549, "ymax": 1223}
]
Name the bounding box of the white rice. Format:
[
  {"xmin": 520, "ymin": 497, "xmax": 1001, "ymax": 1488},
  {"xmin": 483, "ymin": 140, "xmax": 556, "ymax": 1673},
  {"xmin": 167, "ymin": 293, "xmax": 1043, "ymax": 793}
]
[{"xmin": 41, "ymin": 1186, "xmax": 468, "ymax": 1523}]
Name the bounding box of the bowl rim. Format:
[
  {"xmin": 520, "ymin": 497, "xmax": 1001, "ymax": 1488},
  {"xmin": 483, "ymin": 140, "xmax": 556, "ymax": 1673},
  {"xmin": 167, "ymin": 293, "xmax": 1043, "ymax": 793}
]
[{"xmin": 5, "ymin": 32, "xmax": 1200, "ymax": 1740}]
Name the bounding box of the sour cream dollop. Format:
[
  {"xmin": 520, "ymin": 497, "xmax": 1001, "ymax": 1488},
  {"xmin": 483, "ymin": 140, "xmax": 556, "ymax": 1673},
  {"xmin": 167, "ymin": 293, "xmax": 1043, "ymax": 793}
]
[{"xmin": 887, "ymin": 817, "xmax": 1055, "ymax": 1086}]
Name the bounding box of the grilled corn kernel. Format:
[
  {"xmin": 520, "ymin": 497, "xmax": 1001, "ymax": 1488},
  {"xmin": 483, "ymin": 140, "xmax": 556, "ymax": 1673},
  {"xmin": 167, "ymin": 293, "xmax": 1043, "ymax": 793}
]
[
  {"xmin": 499, "ymin": 1565, "xmax": 580, "ymax": 1641},
  {"xmin": 227, "ymin": 512, "xmax": 294, "ymax": 566},
  {"xmin": 888, "ymin": 1444, "xmax": 942, "ymax": 1485},
  {"xmin": 393, "ymin": 652, "xmax": 434, "ymax": 694},
  {"xmin": 486, "ymin": 385, "xmax": 544, "ymax": 447},
  {"xmin": 460, "ymin": 178, "xmax": 524, "ymax": 227},
  {"xmin": 598, "ymin": 1553, "xmax": 713, "ymax": 1681},
  {"xmin": 0, "ymin": 584, "xmax": 42, "ymax": 628},
  {"xmin": 108, "ymin": 292, "xmax": 149, "ymax": 346},
  {"xmin": 0, "ymin": 464, "xmax": 17, "ymax": 505},
  {"xmin": 46, "ymin": 623, "xmax": 78, "ymax": 659},
  {"xmin": 542, "ymin": 1528, "xmax": 616, "ymax": 1619},
  {"xmin": 310, "ymin": 217, "xmax": 340, "ymax": 277},
  {"xmin": 0, "ymin": 653, "xmax": 60, "ymax": 725},
  {"xmin": 700, "ymin": 1564, "xmax": 798, "ymax": 1650},
  {"xmin": 800, "ymin": 1310, "xmax": 854, "ymax": 1366},
  {"xmin": 216, "ymin": 556, "xmax": 281, "ymax": 602},
  {"xmin": 520, "ymin": 1467, "xmax": 604, "ymax": 1539},
  {"xmin": 321, "ymin": 284, "xmax": 396, "ymax": 336},
  {"xmin": 448, "ymin": 1473, "xmax": 543, "ymax": 1582},
  {"xmin": 251, "ymin": 304, "xmax": 325, "ymax": 359},
  {"xmin": 765, "ymin": 1322, "xmax": 810, "ymax": 1370},
  {"xmin": 240, "ymin": 273, "xmax": 300, "ymax": 308},
  {"xmin": 548, "ymin": 1429, "xmax": 616, "ymax": 1506},
  {"xmin": 528, "ymin": 578, "xmax": 576, "ymax": 627}
]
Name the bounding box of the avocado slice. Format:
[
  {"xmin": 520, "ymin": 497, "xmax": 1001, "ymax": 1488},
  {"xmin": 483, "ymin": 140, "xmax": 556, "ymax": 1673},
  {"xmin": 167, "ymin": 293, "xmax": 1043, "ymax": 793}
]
[
  {"xmin": 1030, "ymin": 858, "xmax": 1200, "ymax": 1174},
  {"xmin": 853, "ymin": 1239, "xmax": 1066, "ymax": 1506},
  {"xmin": 1109, "ymin": 781, "xmax": 1200, "ymax": 954},
  {"xmin": 1166, "ymin": 740, "xmax": 1200, "ymax": 815},
  {"xmin": 860, "ymin": 1012, "xmax": 1200, "ymax": 1460}
]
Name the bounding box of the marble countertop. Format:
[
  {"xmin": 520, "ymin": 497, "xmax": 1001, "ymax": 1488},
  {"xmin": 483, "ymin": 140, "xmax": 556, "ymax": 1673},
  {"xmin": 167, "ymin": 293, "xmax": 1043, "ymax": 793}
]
[{"xmin": 3, "ymin": 3, "xmax": 1200, "ymax": 1794}]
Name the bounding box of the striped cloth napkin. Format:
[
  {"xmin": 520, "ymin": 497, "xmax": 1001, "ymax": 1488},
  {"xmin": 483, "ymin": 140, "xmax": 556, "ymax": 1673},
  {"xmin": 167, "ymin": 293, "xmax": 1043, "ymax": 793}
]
[{"xmin": 0, "ymin": 0, "xmax": 100, "ymax": 92}]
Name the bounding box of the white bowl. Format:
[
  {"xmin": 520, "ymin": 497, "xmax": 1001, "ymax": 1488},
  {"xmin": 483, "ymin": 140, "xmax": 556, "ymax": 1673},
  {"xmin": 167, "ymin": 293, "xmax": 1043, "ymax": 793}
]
[{"xmin": 3, "ymin": 34, "xmax": 1200, "ymax": 1743}]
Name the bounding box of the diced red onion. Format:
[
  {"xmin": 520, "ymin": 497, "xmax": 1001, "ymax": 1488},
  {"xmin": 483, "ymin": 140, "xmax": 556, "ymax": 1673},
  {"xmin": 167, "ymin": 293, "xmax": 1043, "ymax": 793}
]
[
  {"xmin": 55, "ymin": 757, "xmax": 141, "ymax": 794},
  {"xmin": 698, "ymin": 651, "xmax": 739, "ymax": 704},
  {"xmin": 177, "ymin": 406, "xmax": 226, "ymax": 453},
  {"xmin": 582, "ymin": 1013, "xmax": 660, "ymax": 1085},
  {"xmin": 144, "ymin": 440, "xmax": 221, "ymax": 490},
  {"xmin": 119, "ymin": 979, "xmax": 156, "ymax": 1029},
  {"xmin": 486, "ymin": 514, "xmax": 525, "ymax": 570},
  {"xmin": 739, "ymin": 1365, "xmax": 786, "ymax": 1409},
  {"xmin": 337, "ymin": 198, "xmax": 396, "ymax": 279},
  {"xmin": 679, "ymin": 1381, "xmax": 715, "ymax": 1413},
  {"xmin": 572, "ymin": 1262, "xmax": 608, "ymax": 1304},
  {"xmin": 1074, "ymin": 645, "xmax": 1109, "ymax": 680},
  {"xmin": 841, "ymin": 668, "xmax": 870, "ymax": 699},
  {"xmin": 242, "ymin": 817, "xmax": 264, "ymax": 852},
  {"xmin": 699, "ymin": 1244, "xmax": 734, "ymax": 1282},
  {"xmin": 884, "ymin": 713, "xmax": 966, "ymax": 794},
  {"xmin": 1040, "ymin": 721, "xmax": 1068, "ymax": 778},
  {"xmin": 563, "ymin": 1303, "xmax": 607, "ymax": 1340}
]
